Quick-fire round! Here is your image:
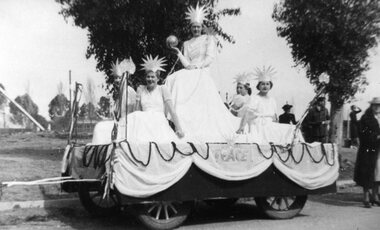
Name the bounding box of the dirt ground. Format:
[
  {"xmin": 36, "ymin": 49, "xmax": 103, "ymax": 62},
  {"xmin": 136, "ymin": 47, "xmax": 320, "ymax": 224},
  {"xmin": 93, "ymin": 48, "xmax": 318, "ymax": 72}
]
[
  {"xmin": 0, "ymin": 132, "xmax": 91, "ymax": 201},
  {"xmin": 0, "ymin": 132, "xmax": 357, "ymax": 202}
]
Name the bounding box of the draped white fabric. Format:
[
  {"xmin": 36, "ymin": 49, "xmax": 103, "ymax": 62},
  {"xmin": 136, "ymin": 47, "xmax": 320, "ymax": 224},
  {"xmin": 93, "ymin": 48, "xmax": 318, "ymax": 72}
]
[
  {"xmin": 192, "ymin": 143, "xmax": 272, "ymax": 180},
  {"xmin": 165, "ymin": 68, "xmax": 241, "ymax": 142},
  {"xmin": 273, "ymin": 143, "xmax": 339, "ymax": 189},
  {"xmin": 112, "ymin": 142, "xmax": 192, "ymax": 198},
  {"xmin": 97, "ymin": 142, "xmax": 339, "ymax": 198}
]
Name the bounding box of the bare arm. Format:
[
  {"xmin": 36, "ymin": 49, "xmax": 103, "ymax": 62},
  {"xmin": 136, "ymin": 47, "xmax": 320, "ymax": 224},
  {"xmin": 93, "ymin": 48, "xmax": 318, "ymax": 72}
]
[
  {"xmin": 161, "ymin": 85, "xmax": 184, "ymax": 138},
  {"xmin": 171, "ymin": 44, "xmax": 190, "ymax": 68},
  {"xmin": 134, "ymin": 86, "xmax": 143, "ymax": 111},
  {"xmin": 164, "ymin": 100, "xmax": 184, "ymax": 138},
  {"xmin": 236, "ymin": 112, "xmax": 249, "ymax": 134}
]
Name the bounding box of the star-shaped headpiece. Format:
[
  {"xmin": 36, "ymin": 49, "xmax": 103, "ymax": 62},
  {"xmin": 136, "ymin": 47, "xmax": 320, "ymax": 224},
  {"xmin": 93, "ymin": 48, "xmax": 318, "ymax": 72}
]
[
  {"xmin": 253, "ymin": 65, "xmax": 276, "ymax": 82},
  {"xmin": 141, "ymin": 55, "xmax": 167, "ymax": 73},
  {"xmin": 233, "ymin": 72, "xmax": 253, "ymax": 85},
  {"xmin": 111, "ymin": 57, "xmax": 136, "ymax": 77},
  {"xmin": 185, "ymin": 3, "xmax": 208, "ymax": 25}
]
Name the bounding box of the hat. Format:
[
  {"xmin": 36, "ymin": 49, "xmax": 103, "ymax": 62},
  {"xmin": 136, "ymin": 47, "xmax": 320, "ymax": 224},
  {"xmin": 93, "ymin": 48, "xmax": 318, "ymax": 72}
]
[
  {"xmin": 233, "ymin": 72, "xmax": 253, "ymax": 85},
  {"xmin": 141, "ymin": 55, "xmax": 166, "ymax": 73},
  {"xmin": 369, "ymin": 97, "xmax": 380, "ymax": 105},
  {"xmin": 253, "ymin": 65, "xmax": 276, "ymax": 82},
  {"xmin": 282, "ymin": 104, "xmax": 293, "ymax": 110},
  {"xmin": 351, "ymin": 105, "xmax": 361, "ymax": 112},
  {"xmin": 185, "ymin": 3, "xmax": 208, "ymax": 25}
]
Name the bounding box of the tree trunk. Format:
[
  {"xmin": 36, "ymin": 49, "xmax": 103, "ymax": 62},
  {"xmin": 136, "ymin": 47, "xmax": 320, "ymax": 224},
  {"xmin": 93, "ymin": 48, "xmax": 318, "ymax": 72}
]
[{"xmin": 329, "ymin": 101, "xmax": 344, "ymax": 147}]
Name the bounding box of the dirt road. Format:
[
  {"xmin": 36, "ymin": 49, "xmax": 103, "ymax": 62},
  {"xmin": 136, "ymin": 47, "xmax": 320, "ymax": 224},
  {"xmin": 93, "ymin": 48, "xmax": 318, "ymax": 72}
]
[{"xmin": 0, "ymin": 191, "xmax": 379, "ymax": 230}]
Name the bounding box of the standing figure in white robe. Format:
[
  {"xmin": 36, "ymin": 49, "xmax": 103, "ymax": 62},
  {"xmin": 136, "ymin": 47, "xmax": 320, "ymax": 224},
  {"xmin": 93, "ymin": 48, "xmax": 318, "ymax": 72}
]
[
  {"xmin": 166, "ymin": 3, "xmax": 239, "ymax": 142},
  {"xmin": 237, "ymin": 66, "xmax": 304, "ymax": 145}
]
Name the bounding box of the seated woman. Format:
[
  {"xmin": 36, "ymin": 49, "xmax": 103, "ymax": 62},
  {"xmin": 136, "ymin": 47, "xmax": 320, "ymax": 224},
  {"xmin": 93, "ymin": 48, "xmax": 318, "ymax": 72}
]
[
  {"xmin": 166, "ymin": 3, "xmax": 239, "ymax": 142},
  {"xmin": 229, "ymin": 73, "xmax": 252, "ymax": 117},
  {"xmin": 236, "ymin": 66, "xmax": 303, "ymax": 145},
  {"xmin": 127, "ymin": 55, "xmax": 184, "ymax": 143},
  {"xmin": 91, "ymin": 56, "xmax": 183, "ymax": 145}
]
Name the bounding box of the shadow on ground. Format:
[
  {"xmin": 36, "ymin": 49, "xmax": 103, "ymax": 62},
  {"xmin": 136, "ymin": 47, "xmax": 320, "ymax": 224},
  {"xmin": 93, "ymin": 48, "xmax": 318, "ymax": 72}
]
[
  {"xmin": 1, "ymin": 200, "xmax": 274, "ymax": 229},
  {"xmin": 309, "ymin": 186, "xmax": 363, "ymax": 208}
]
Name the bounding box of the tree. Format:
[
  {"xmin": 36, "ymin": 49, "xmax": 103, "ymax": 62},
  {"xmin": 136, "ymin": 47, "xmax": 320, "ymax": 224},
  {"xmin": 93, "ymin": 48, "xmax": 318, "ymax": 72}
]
[
  {"xmin": 79, "ymin": 103, "xmax": 88, "ymax": 119},
  {"xmin": 273, "ymin": 0, "xmax": 380, "ymax": 144},
  {"xmin": 85, "ymin": 77, "xmax": 97, "ymax": 120},
  {"xmin": 97, "ymin": 96, "xmax": 111, "ymax": 118},
  {"xmin": 49, "ymin": 94, "xmax": 70, "ymax": 131},
  {"xmin": 79, "ymin": 102, "xmax": 99, "ymax": 122},
  {"xmin": 48, "ymin": 94, "xmax": 70, "ymax": 120},
  {"xmin": 9, "ymin": 94, "xmax": 39, "ymax": 128},
  {"xmin": 57, "ymin": 0, "xmax": 240, "ymax": 98},
  {"xmin": 34, "ymin": 114, "xmax": 49, "ymax": 130}
]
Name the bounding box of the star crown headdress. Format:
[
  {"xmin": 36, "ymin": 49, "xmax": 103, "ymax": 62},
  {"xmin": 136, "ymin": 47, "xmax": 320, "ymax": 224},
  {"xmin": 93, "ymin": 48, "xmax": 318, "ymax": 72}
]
[
  {"xmin": 185, "ymin": 3, "xmax": 208, "ymax": 25},
  {"xmin": 111, "ymin": 57, "xmax": 136, "ymax": 77},
  {"xmin": 253, "ymin": 65, "xmax": 276, "ymax": 82},
  {"xmin": 233, "ymin": 72, "xmax": 254, "ymax": 85},
  {"xmin": 141, "ymin": 55, "xmax": 167, "ymax": 73}
]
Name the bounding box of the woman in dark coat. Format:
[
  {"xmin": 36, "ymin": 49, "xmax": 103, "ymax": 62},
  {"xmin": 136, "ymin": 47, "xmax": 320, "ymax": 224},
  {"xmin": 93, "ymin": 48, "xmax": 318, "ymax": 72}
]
[{"xmin": 354, "ymin": 97, "xmax": 380, "ymax": 208}]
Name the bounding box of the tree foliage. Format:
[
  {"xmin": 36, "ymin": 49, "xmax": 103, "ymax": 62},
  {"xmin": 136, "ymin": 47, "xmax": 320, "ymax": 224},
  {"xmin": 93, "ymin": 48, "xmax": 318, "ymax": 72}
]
[
  {"xmin": 57, "ymin": 0, "xmax": 240, "ymax": 98},
  {"xmin": 48, "ymin": 94, "xmax": 70, "ymax": 120},
  {"xmin": 9, "ymin": 94, "xmax": 39, "ymax": 127},
  {"xmin": 79, "ymin": 102, "xmax": 99, "ymax": 121},
  {"xmin": 273, "ymin": 0, "xmax": 380, "ymax": 106},
  {"xmin": 49, "ymin": 94, "xmax": 70, "ymax": 131},
  {"xmin": 97, "ymin": 96, "xmax": 111, "ymax": 118}
]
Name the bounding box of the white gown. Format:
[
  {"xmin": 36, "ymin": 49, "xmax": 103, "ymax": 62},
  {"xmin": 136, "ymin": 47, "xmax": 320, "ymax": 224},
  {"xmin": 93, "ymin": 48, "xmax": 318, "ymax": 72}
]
[
  {"xmin": 126, "ymin": 85, "xmax": 180, "ymax": 143},
  {"xmin": 91, "ymin": 86, "xmax": 136, "ymax": 145},
  {"xmin": 165, "ymin": 34, "xmax": 240, "ymax": 142},
  {"xmin": 229, "ymin": 94, "xmax": 250, "ymax": 117},
  {"xmin": 242, "ymin": 94, "xmax": 303, "ymax": 145},
  {"xmin": 91, "ymin": 85, "xmax": 180, "ymax": 145}
]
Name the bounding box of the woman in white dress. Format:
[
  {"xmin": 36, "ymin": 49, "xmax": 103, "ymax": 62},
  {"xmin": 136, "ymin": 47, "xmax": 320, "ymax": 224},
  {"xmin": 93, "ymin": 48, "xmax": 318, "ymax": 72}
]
[
  {"xmin": 92, "ymin": 56, "xmax": 184, "ymax": 145},
  {"xmin": 127, "ymin": 55, "xmax": 184, "ymax": 143},
  {"xmin": 237, "ymin": 66, "xmax": 303, "ymax": 145},
  {"xmin": 229, "ymin": 73, "xmax": 252, "ymax": 117},
  {"xmin": 166, "ymin": 3, "xmax": 239, "ymax": 142}
]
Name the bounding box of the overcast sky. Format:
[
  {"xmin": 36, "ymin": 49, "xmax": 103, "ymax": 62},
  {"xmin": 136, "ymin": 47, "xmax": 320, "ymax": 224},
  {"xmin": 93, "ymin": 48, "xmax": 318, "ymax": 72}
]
[{"xmin": 1, "ymin": 0, "xmax": 379, "ymax": 119}]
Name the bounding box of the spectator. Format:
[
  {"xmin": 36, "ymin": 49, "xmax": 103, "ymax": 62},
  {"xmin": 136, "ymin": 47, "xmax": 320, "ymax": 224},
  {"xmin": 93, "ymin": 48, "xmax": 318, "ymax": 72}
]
[
  {"xmin": 304, "ymin": 97, "xmax": 330, "ymax": 143},
  {"xmin": 349, "ymin": 105, "xmax": 362, "ymax": 148},
  {"xmin": 279, "ymin": 103, "xmax": 296, "ymax": 124},
  {"xmin": 354, "ymin": 97, "xmax": 380, "ymax": 208}
]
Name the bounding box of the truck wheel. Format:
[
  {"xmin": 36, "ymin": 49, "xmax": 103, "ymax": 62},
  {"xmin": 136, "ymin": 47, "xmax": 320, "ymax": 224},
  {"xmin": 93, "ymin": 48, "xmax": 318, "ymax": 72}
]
[
  {"xmin": 137, "ymin": 201, "xmax": 192, "ymax": 230},
  {"xmin": 78, "ymin": 182, "xmax": 121, "ymax": 217},
  {"xmin": 255, "ymin": 195, "xmax": 307, "ymax": 219}
]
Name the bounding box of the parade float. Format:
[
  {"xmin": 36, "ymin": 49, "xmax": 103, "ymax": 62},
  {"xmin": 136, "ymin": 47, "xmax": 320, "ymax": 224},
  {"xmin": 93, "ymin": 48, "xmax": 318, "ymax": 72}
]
[{"xmin": 57, "ymin": 61, "xmax": 338, "ymax": 230}]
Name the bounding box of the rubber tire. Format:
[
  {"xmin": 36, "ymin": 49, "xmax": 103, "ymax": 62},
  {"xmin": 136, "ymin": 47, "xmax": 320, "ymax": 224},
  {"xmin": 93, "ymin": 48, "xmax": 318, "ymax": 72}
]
[
  {"xmin": 137, "ymin": 201, "xmax": 192, "ymax": 230},
  {"xmin": 204, "ymin": 198, "xmax": 238, "ymax": 208},
  {"xmin": 78, "ymin": 182, "xmax": 121, "ymax": 217},
  {"xmin": 255, "ymin": 195, "xmax": 307, "ymax": 219}
]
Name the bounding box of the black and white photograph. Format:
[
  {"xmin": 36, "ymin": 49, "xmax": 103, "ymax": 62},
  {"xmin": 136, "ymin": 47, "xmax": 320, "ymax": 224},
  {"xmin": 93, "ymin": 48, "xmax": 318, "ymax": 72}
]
[{"xmin": 1, "ymin": 0, "xmax": 380, "ymax": 229}]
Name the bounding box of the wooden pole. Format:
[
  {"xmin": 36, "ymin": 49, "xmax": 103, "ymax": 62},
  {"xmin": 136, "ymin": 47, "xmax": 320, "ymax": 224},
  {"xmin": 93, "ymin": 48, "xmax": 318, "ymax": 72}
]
[{"xmin": 69, "ymin": 70, "xmax": 72, "ymax": 115}]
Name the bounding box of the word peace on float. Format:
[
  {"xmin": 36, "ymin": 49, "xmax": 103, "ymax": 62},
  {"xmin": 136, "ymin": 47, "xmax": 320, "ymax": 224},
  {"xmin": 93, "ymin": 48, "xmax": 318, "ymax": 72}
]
[{"xmin": 214, "ymin": 148, "xmax": 251, "ymax": 162}]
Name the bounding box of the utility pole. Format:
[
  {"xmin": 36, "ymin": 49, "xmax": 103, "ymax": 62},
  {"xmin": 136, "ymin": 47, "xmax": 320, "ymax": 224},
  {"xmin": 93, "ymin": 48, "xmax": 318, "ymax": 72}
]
[{"xmin": 69, "ymin": 70, "xmax": 72, "ymax": 116}]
